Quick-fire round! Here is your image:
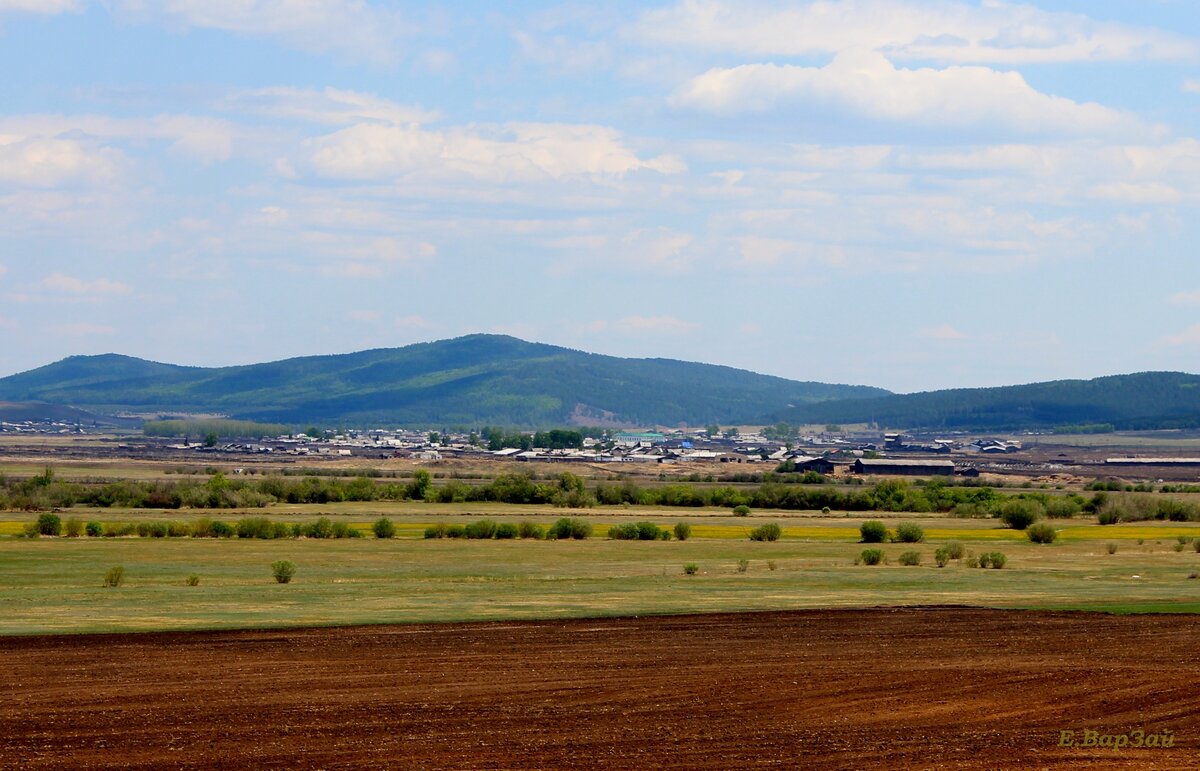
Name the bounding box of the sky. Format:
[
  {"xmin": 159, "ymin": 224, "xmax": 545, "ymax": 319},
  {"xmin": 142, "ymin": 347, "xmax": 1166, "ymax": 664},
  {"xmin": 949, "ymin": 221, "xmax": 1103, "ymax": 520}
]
[{"xmin": 0, "ymin": 0, "xmax": 1198, "ymax": 394}]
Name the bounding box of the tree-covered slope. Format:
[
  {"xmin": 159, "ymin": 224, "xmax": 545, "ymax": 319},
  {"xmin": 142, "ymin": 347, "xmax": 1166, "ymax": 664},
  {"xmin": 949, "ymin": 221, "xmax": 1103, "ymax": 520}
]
[
  {"xmin": 769, "ymin": 372, "xmax": 1200, "ymax": 431},
  {"xmin": 0, "ymin": 335, "xmax": 888, "ymax": 427}
]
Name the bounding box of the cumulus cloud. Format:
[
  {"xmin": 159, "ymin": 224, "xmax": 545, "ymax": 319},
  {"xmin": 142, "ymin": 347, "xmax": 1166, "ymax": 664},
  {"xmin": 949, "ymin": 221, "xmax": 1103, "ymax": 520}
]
[
  {"xmin": 308, "ymin": 122, "xmax": 685, "ymax": 182},
  {"xmin": 222, "ymin": 87, "xmax": 437, "ymax": 126},
  {"xmin": 0, "ymin": 136, "xmax": 122, "ymax": 188},
  {"xmin": 41, "ymin": 272, "xmax": 131, "ymax": 295},
  {"xmin": 672, "ymin": 50, "xmax": 1152, "ymax": 137},
  {"xmin": 111, "ymin": 0, "xmax": 409, "ymax": 64},
  {"xmin": 634, "ymin": 0, "xmax": 1196, "ymax": 64},
  {"xmin": 1184, "ymin": 80, "xmax": 1200, "ymax": 95}
]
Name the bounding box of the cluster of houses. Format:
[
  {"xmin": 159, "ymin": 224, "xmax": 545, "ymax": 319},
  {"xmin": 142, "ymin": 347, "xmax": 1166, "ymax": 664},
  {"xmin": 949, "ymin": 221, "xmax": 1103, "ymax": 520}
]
[{"xmin": 180, "ymin": 427, "xmax": 985, "ymax": 476}]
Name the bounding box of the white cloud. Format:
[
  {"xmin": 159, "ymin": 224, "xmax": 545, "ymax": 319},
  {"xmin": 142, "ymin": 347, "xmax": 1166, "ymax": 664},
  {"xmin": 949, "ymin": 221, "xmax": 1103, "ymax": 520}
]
[
  {"xmin": 0, "ymin": 264, "xmax": 6, "ymax": 278},
  {"xmin": 918, "ymin": 324, "xmax": 968, "ymax": 340},
  {"xmin": 303, "ymin": 233, "xmax": 436, "ymax": 278},
  {"xmin": 222, "ymin": 87, "xmax": 437, "ymax": 126},
  {"xmin": 0, "ymin": 0, "xmax": 79, "ymax": 13},
  {"xmin": 634, "ymin": 0, "xmax": 1197, "ymax": 64},
  {"xmin": 41, "ymin": 272, "xmax": 131, "ymax": 295},
  {"xmin": 0, "ymin": 114, "xmax": 240, "ymax": 165},
  {"xmin": 588, "ymin": 315, "xmax": 700, "ymax": 335},
  {"xmin": 308, "ymin": 122, "xmax": 685, "ymax": 182},
  {"xmin": 111, "ymin": 0, "xmax": 409, "ymax": 64},
  {"xmin": 346, "ymin": 310, "xmax": 383, "ymax": 322},
  {"xmin": 0, "ymin": 136, "xmax": 122, "ymax": 188},
  {"xmin": 395, "ymin": 314, "xmax": 431, "ymax": 329},
  {"xmin": 672, "ymin": 50, "xmax": 1151, "ymax": 137},
  {"xmin": 1184, "ymin": 80, "xmax": 1200, "ymax": 95},
  {"xmin": 1089, "ymin": 182, "xmax": 1182, "ymax": 204},
  {"xmin": 1161, "ymin": 324, "xmax": 1200, "ymax": 347},
  {"xmin": 1169, "ymin": 291, "xmax": 1200, "ymax": 306}
]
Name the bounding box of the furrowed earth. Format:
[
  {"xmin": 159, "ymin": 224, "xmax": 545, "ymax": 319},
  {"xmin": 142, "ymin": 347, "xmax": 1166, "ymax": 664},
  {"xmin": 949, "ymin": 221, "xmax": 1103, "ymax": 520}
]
[{"xmin": 2, "ymin": 607, "xmax": 1197, "ymax": 770}]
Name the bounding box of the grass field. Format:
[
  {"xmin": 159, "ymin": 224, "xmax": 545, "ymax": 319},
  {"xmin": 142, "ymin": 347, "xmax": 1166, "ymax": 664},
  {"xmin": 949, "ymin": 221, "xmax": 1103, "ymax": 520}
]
[{"xmin": 2, "ymin": 509, "xmax": 1198, "ymax": 635}]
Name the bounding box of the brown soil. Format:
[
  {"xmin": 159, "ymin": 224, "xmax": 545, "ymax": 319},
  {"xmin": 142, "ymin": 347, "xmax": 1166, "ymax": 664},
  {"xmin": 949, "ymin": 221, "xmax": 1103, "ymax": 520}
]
[{"xmin": 2, "ymin": 608, "xmax": 1197, "ymax": 769}]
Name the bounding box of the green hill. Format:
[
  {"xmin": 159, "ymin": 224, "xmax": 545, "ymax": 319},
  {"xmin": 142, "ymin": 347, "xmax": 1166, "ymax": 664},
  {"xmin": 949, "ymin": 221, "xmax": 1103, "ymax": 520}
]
[
  {"xmin": 769, "ymin": 372, "xmax": 1200, "ymax": 432},
  {"xmin": 0, "ymin": 335, "xmax": 888, "ymax": 427}
]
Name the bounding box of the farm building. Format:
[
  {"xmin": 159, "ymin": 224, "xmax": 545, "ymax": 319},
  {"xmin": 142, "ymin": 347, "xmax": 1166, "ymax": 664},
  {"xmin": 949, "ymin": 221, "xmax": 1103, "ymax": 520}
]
[
  {"xmin": 852, "ymin": 459, "xmax": 956, "ymax": 476},
  {"xmin": 782, "ymin": 455, "xmax": 836, "ymax": 474}
]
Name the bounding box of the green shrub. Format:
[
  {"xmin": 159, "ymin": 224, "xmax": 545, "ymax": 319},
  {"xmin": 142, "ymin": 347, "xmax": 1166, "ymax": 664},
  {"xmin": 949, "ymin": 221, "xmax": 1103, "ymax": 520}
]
[
  {"xmin": 998, "ymin": 500, "xmax": 1040, "ymax": 530},
  {"xmin": 893, "ymin": 522, "xmax": 925, "ymax": 543},
  {"xmin": 64, "ymin": 518, "xmax": 83, "ymax": 538},
  {"xmin": 517, "ymin": 521, "xmax": 545, "ymax": 539},
  {"xmin": 736, "ymin": 559, "xmax": 749, "ymax": 573},
  {"xmin": 236, "ymin": 517, "xmax": 276, "ymax": 539},
  {"xmin": 1045, "ymin": 498, "xmax": 1081, "ymax": 519},
  {"xmin": 978, "ymin": 552, "xmax": 1007, "ymax": 569},
  {"xmin": 167, "ymin": 521, "xmax": 191, "ymax": 537},
  {"xmin": 36, "ymin": 513, "xmax": 62, "ymax": 536},
  {"xmin": 673, "ymin": 522, "xmax": 692, "ymax": 541},
  {"xmin": 749, "ymin": 523, "xmax": 782, "ymax": 541},
  {"xmin": 1106, "ymin": 542, "xmax": 1118, "ymax": 554},
  {"xmin": 732, "ymin": 504, "xmax": 751, "ymax": 517},
  {"xmin": 372, "ymin": 517, "xmax": 396, "ymax": 539},
  {"xmin": 305, "ymin": 517, "xmax": 334, "ymax": 539},
  {"xmin": 102, "ymin": 566, "xmax": 125, "ymax": 587},
  {"xmin": 858, "ymin": 548, "xmax": 885, "ymax": 566},
  {"xmin": 859, "ymin": 520, "xmax": 888, "ymax": 543},
  {"xmin": 821, "ymin": 506, "xmax": 831, "ymax": 514},
  {"xmin": 495, "ymin": 523, "xmax": 518, "ymax": 539},
  {"xmin": 104, "ymin": 522, "xmax": 136, "ymax": 537},
  {"xmin": 330, "ymin": 522, "xmax": 360, "ymax": 539},
  {"xmin": 898, "ymin": 550, "xmax": 921, "ymax": 566},
  {"xmin": 945, "ymin": 542, "xmax": 965, "ymax": 560},
  {"xmin": 423, "ymin": 525, "xmax": 442, "ymax": 539},
  {"xmin": 608, "ymin": 523, "xmax": 638, "ymax": 540},
  {"xmin": 1173, "ymin": 542, "xmax": 1185, "ymax": 552},
  {"xmin": 1026, "ymin": 523, "xmax": 1058, "ymax": 544},
  {"xmin": 683, "ymin": 563, "xmax": 699, "ymax": 575},
  {"xmin": 210, "ymin": 520, "xmax": 234, "ymax": 538},
  {"xmin": 446, "ymin": 524, "xmax": 466, "ymax": 538},
  {"xmin": 934, "ymin": 547, "xmax": 950, "ymax": 567},
  {"xmin": 635, "ymin": 521, "xmax": 662, "ymax": 540},
  {"xmin": 271, "ymin": 560, "xmax": 296, "ymax": 584},
  {"xmin": 1195, "ymin": 540, "xmax": 1200, "ymax": 553},
  {"xmin": 1097, "ymin": 508, "xmax": 1122, "ymax": 525},
  {"xmin": 85, "ymin": 521, "xmax": 103, "ymax": 537},
  {"xmin": 465, "ymin": 519, "xmax": 498, "ymax": 539},
  {"xmin": 185, "ymin": 574, "xmax": 200, "ymax": 586},
  {"xmin": 549, "ymin": 517, "xmax": 592, "ymax": 540},
  {"xmin": 657, "ymin": 529, "xmax": 672, "ymax": 540}
]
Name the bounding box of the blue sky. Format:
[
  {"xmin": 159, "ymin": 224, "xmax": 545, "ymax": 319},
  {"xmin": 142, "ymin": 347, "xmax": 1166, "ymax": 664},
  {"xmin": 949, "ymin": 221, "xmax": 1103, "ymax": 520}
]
[{"xmin": 0, "ymin": 0, "xmax": 1198, "ymax": 393}]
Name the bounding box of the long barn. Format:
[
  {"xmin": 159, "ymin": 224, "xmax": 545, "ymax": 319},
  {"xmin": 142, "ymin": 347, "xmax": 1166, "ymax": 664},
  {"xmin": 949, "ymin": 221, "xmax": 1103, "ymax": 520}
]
[{"xmin": 853, "ymin": 459, "xmax": 956, "ymax": 476}]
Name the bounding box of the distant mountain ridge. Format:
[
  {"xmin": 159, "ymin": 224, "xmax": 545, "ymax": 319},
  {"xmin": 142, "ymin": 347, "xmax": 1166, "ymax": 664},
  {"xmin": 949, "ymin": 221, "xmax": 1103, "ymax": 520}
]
[
  {"xmin": 0, "ymin": 335, "xmax": 888, "ymax": 427},
  {"xmin": 769, "ymin": 371, "xmax": 1200, "ymax": 432}
]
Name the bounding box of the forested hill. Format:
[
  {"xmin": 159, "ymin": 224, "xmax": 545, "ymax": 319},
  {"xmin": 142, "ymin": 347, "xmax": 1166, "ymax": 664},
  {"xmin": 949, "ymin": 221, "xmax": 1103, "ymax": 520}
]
[
  {"xmin": 0, "ymin": 335, "xmax": 888, "ymax": 427},
  {"xmin": 768, "ymin": 372, "xmax": 1200, "ymax": 432}
]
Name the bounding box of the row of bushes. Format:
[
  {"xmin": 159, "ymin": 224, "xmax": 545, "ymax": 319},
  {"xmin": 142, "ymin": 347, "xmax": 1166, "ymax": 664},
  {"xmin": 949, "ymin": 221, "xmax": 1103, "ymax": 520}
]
[
  {"xmin": 0, "ymin": 470, "xmax": 1095, "ymax": 516},
  {"xmin": 20, "ymin": 514, "xmax": 365, "ymax": 540},
  {"xmin": 858, "ymin": 545, "xmax": 1004, "ymax": 568},
  {"xmin": 422, "ymin": 518, "xmax": 591, "ymax": 540}
]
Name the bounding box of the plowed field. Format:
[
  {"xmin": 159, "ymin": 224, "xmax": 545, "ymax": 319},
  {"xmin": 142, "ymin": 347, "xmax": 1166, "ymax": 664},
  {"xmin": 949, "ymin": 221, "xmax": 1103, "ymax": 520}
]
[{"xmin": 2, "ymin": 608, "xmax": 1197, "ymax": 769}]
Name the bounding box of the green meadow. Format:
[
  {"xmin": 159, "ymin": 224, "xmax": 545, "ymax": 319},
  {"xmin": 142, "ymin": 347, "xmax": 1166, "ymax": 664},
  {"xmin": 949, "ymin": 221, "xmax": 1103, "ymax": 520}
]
[{"xmin": 2, "ymin": 508, "xmax": 1198, "ymax": 635}]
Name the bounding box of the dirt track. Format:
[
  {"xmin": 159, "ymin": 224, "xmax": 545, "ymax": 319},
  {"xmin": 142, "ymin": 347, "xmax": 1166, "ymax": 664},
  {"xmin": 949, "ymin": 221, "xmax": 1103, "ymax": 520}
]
[{"xmin": 2, "ymin": 608, "xmax": 1198, "ymax": 769}]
